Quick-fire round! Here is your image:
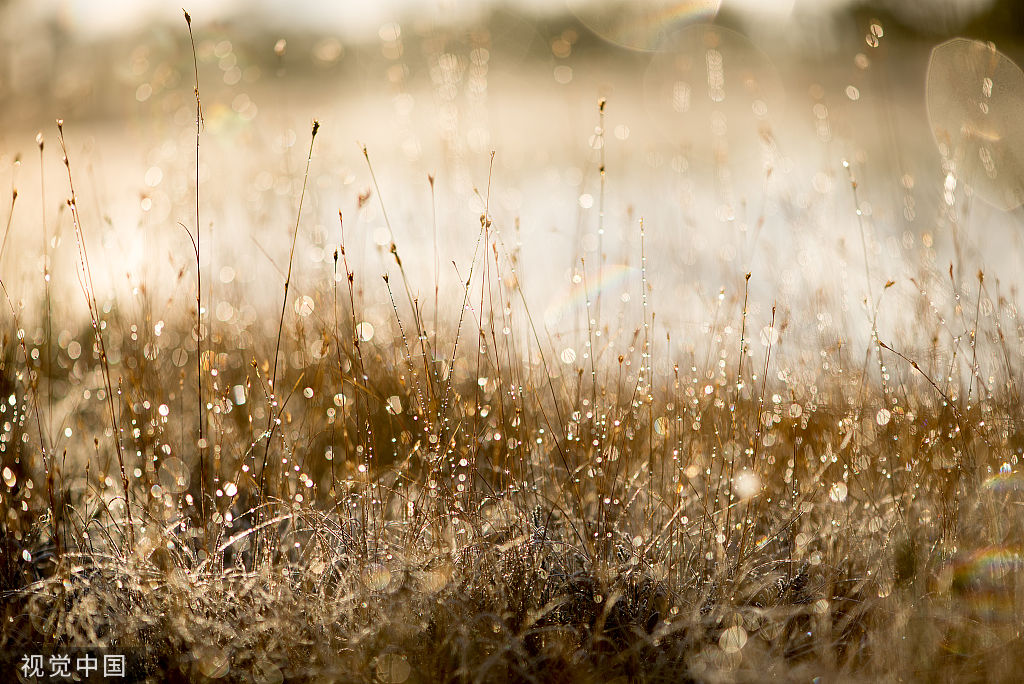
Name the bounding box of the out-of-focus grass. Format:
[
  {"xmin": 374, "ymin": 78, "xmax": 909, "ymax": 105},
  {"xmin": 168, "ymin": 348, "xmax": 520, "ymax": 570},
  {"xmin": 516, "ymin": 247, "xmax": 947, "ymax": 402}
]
[{"xmin": 3, "ymin": 15, "xmax": 1024, "ymax": 684}]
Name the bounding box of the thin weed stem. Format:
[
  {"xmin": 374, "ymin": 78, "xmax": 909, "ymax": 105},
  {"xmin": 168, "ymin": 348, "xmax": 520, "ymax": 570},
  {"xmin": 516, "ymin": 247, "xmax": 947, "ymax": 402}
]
[
  {"xmin": 183, "ymin": 9, "xmax": 208, "ymax": 528},
  {"xmin": 258, "ymin": 120, "xmax": 319, "ymax": 500}
]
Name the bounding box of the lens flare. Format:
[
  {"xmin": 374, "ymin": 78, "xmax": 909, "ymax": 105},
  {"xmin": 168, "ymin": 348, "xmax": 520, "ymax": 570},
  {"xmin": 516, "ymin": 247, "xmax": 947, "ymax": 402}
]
[
  {"xmin": 543, "ymin": 264, "xmax": 638, "ymax": 329},
  {"xmin": 981, "ymin": 471, "xmax": 1024, "ymax": 495},
  {"xmin": 568, "ymin": 0, "xmax": 722, "ymax": 52},
  {"xmin": 946, "ymin": 546, "xmax": 1024, "ymax": 621},
  {"xmin": 926, "ymin": 38, "xmax": 1024, "ymax": 211}
]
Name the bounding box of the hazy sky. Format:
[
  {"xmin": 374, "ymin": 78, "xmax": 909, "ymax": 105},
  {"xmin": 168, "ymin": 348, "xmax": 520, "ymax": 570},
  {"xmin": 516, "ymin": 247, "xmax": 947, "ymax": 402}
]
[{"xmin": 10, "ymin": 0, "xmax": 998, "ymax": 41}]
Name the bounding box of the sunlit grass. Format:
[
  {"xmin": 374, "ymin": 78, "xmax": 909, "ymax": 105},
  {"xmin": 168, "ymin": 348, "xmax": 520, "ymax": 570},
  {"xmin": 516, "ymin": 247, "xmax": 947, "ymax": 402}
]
[{"xmin": 3, "ymin": 12, "xmax": 1024, "ymax": 684}]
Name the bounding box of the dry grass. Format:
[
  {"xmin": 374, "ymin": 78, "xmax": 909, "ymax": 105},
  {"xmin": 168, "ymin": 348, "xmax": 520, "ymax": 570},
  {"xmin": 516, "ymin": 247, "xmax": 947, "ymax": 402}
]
[{"xmin": 3, "ymin": 13, "xmax": 1024, "ymax": 684}]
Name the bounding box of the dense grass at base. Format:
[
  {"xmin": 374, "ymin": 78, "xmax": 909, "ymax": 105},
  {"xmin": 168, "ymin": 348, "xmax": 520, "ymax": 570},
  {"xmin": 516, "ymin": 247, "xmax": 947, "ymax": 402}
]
[{"xmin": 1, "ymin": 223, "xmax": 1022, "ymax": 682}]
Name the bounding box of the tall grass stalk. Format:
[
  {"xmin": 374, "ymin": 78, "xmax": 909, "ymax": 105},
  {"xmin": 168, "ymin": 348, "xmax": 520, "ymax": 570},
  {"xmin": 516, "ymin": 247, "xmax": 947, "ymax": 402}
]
[{"xmin": 183, "ymin": 9, "xmax": 207, "ymax": 526}]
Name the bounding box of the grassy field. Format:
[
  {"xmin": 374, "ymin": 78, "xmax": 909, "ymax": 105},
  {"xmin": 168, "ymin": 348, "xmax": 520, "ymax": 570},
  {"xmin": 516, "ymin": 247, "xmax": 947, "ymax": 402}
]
[{"xmin": 2, "ymin": 8, "xmax": 1024, "ymax": 683}]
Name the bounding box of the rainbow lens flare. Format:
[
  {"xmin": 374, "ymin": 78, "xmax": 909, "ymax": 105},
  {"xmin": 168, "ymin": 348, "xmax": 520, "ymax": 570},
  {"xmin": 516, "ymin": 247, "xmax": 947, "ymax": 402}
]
[{"xmin": 568, "ymin": 0, "xmax": 722, "ymax": 52}]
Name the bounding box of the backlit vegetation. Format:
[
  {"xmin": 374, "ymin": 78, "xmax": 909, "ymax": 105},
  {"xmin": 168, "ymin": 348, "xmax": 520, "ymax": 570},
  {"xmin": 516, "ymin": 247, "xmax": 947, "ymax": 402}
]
[{"xmin": 2, "ymin": 11, "xmax": 1024, "ymax": 683}]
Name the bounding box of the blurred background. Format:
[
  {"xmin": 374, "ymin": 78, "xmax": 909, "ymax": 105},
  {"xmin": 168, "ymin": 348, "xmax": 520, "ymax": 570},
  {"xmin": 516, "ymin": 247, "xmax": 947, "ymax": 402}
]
[
  {"xmin": 0, "ymin": 0, "xmax": 1022, "ymax": 363},
  {"xmin": 3, "ymin": 0, "xmax": 1022, "ymax": 117}
]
